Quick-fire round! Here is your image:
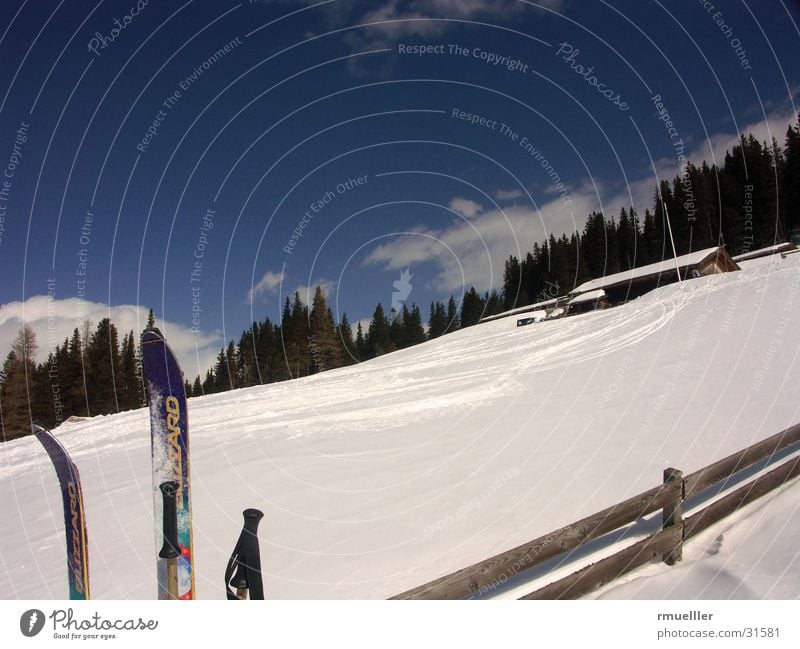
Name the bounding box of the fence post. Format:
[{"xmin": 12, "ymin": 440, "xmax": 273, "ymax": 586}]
[{"xmin": 662, "ymin": 467, "xmax": 684, "ymax": 565}]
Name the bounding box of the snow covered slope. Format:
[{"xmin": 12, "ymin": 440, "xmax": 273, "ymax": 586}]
[{"xmin": 1, "ymin": 254, "xmax": 798, "ymax": 599}]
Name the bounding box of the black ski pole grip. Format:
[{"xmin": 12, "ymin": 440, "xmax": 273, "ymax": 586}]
[
  {"xmin": 242, "ymin": 508, "xmax": 264, "ymax": 537},
  {"xmin": 159, "ymin": 481, "xmax": 180, "ymax": 559}
]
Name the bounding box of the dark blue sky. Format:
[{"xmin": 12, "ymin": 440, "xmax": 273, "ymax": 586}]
[{"xmin": 0, "ymin": 0, "xmax": 798, "ymax": 373}]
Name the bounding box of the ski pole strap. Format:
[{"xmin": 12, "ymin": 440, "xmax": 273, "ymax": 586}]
[
  {"xmin": 224, "ymin": 509, "xmax": 264, "ymax": 600},
  {"xmin": 159, "ymin": 481, "xmax": 180, "ymax": 560}
]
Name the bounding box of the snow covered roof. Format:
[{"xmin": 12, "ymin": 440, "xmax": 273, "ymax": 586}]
[
  {"xmin": 570, "ymin": 246, "xmax": 727, "ymax": 296},
  {"xmin": 516, "ymin": 310, "xmax": 546, "ymax": 324},
  {"xmin": 568, "ymin": 289, "xmax": 606, "ymax": 305},
  {"xmin": 732, "ymin": 242, "xmax": 796, "ymax": 262},
  {"xmin": 479, "ymin": 297, "xmax": 564, "ymax": 323}
]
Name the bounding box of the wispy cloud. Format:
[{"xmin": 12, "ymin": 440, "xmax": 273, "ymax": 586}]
[
  {"xmin": 449, "ymin": 197, "xmax": 483, "ymax": 218},
  {"xmin": 246, "ymin": 269, "xmax": 285, "ymax": 304},
  {"xmin": 494, "ymin": 188, "xmax": 527, "ymax": 201}
]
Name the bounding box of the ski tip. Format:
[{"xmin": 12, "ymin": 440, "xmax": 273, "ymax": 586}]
[
  {"xmin": 141, "ymin": 328, "xmax": 165, "ymax": 344},
  {"xmin": 30, "ymin": 423, "xmax": 47, "ymax": 436}
]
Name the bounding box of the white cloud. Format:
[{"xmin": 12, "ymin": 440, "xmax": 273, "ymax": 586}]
[
  {"xmin": 246, "ymin": 269, "xmax": 284, "ymax": 304},
  {"xmin": 449, "ymin": 197, "xmax": 483, "ymax": 218},
  {"xmin": 343, "ymin": 0, "xmax": 533, "ymax": 49},
  {"xmin": 0, "ymin": 296, "xmax": 220, "ymax": 381},
  {"xmin": 494, "ymin": 188, "xmax": 527, "ymax": 201},
  {"xmin": 292, "ymin": 278, "xmax": 337, "ymax": 307},
  {"xmin": 364, "ymin": 193, "xmax": 597, "ymax": 293}
]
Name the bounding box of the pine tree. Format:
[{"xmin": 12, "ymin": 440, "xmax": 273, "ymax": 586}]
[
  {"xmin": 428, "ymin": 301, "xmax": 447, "ymax": 339},
  {"xmin": 31, "ymin": 352, "xmax": 57, "ymax": 429},
  {"xmin": 0, "ymin": 327, "xmax": 37, "ymax": 440},
  {"xmin": 212, "ymin": 347, "xmax": 229, "ymax": 393},
  {"xmin": 460, "ymin": 287, "xmax": 484, "ymax": 327},
  {"xmin": 238, "ymin": 328, "xmax": 257, "ymax": 388},
  {"xmin": 503, "ymin": 256, "xmax": 525, "ymax": 310},
  {"xmin": 388, "ymin": 308, "xmax": 404, "ymax": 349},
  {"xmin": 484, "ymin": 290, "xmax": 504, "ymax": 316},
  {"xmin": 85, "ymin": 318, "xmax": 122, "ymax": 415},
  {"xmin": 403, "ymin": 304, "xmax": 427, "ymax": 345},
  {"xmin": 783, "ymin": 114, "xmax": 800, "ymax": 237},
  {"xmin": 281, "ymin": 292, "xmax": 310, "ymax": 378},
  {"xmin": 366, "ymin": 303, "xmax": 392, "ymax": 357},
  {"xmin": 120, "ymin": 331, "xmax": 139, "ymax": 411},
  {"xmin": 581, "ymin": 212, "xmax": 608, "ymax": 279},
  {"xmin": 309, "ymin": 287, "xmax": 339, "ymax": 372},
  {"xmin": 146, "ymin": 309, "xmax": 155, "ymax": 330},
  {"xmin": 355, "ymin": 322, "xmax": 367, "ymax": 360},
  {"xmin": 445, "ymin": 296, "xmax": 460, "ymax": 333},
  {"xmin": 63, "ymin": 328, "xmax": 88, "ymax": 417},
  {"xmin": 202, "ymin": 368, "xmax": 215, "ymax": 394},
  {"xmin": 336, "ymin": 313, "xmax": 356, "ymax": 365},
  {"xmin": 225, "ymin": 340, "xmax": 239, "ymax": 390}
]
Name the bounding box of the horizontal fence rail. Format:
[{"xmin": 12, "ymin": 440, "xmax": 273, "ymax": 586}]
[
  {"xmin": 391, "ymin": 423, "xmax": 800, "ymax": 600},
  {"xmin": 683, "ymin": 423, "xmax": 800, "ymax": 499},
  {"xmin": 390, "ymin": 482, "xmax": 677, "ymax": 600}
]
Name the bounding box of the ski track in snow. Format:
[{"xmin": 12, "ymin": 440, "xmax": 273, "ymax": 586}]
[{"xmin": 1, "ymin": 254, "xmax": 799, "ymax": 599}]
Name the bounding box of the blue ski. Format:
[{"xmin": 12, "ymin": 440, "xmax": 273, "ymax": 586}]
[
  {"xmin": 141, "ymin": 328, "xmax": 195, "ymax": 600},
  {"xmin": 32, "ymin": 424, "xmax": 90, "ymax": 600}
]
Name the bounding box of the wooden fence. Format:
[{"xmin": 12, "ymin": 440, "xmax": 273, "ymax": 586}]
[{"xmin": 391, "ymin": 422, "xmax": 800, "ymax": 600}]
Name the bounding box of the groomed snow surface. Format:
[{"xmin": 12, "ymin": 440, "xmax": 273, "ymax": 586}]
[{"xmin": 1, "ymin": 254, "xmax": 798, "ymax": 600}]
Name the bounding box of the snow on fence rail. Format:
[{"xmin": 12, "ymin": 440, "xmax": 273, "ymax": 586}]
[{"xmin": 390, "ymin": 422, "xmax": 800, "ymax": 600}]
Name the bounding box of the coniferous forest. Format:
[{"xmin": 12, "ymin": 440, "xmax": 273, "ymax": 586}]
[{"xmin": 2, "ymin": 118, "xmax": 799, "ymax": 441}]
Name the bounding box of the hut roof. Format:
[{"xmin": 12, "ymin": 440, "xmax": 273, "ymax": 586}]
[
  {"xmin": 570, "ymin": 246, "xmax": 734, "ymax": 297},
  {"xmin": 568, "ymin": 289, "xmax": 606, "ymax": 305}
]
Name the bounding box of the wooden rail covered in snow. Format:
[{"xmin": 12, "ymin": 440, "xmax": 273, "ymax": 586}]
[{"xmin": 391, "ymin": 422, "xmax": 800, "ymax": 600}]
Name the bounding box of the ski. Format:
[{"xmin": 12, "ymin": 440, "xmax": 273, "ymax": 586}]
[
  {"xmin": 32, "ymin": 424, "xmax": 90, "ymax": 600},
  {"xmin": 141, "ymin": 328, "xmax": 195, "ymax": 600}
]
